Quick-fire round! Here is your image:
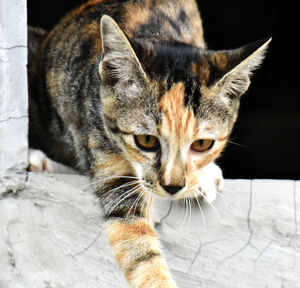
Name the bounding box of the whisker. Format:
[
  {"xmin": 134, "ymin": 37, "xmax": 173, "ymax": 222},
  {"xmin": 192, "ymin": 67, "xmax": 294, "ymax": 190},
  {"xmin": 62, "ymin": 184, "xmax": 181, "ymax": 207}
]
[
  {"xmin": 124, "ymin": 184, "xmax": 143, "ymax": 222},
  {"xmin": 140, "ymin": 187, "xmax": 147, "ymax": 217},
  {"xmin": 135, "ymin": 187, "xmax": 148, "ymax": 236},
  {"xmin": 216, "ymin": 191, "xmax": 230, "ymax": 207},
  {"xmin": 188, "ymin": 197, "xmax": 192, "ymax": 226},
  {"xmin": 82, "ymin": 180, "xmax": 97, "ymax": 189},
  {"xmin": 106, "ymin": 185, "xmax": 142, "ymax": 217},
  {"xmin": 192, "ymin": 191, "xmax": 207, "ymax": 232},
  {"xmin": 144, "ymin": 193, "xmax": 151, "ymax": 232},
  {"xmin": 139, "ymin": 187, "xmax": 150, "ymax": 235},
  {"xmin": 220, "ymin": 186, "xmax": 235, "ymax": 195},
  {"xmin": 121, "ymin": 185, "xmax": 143, "ymax": 234},
  {"xmin": 144, "ymin": 192, "xmax": 151, "ymax": 235},
  {"xmin": 133, "ymin": 188, "xmax": 145, "ymax": 217},
  {"xmin": 107, "ymin": 180, "xmax": 142, "ymax": 193},
  {"xmin": 100, "ymin": 180, "xmax": 144, "ymax": 199},
  {"xmin": 145, "ymin": 190, "xmax": 152, "ymax": 221},
  {"xmin": 101, "ymin": 175, "xmax": 140, "ymax": 181},
  {"xmin": 181, "ymin": 198, "xmax": 189, "ymax": 226},
  {"xmin": 83, "ymin": 175, "xmax": 140, "ymax": 190},
  {"xmin": 197, "ymin": 190, "xmax": 221, "ymax": 219},
  {"xmin": 228, "ymin": 140, "xmax": 249, "ymax": 149},
  {"xmin": 219, "ymin": 187, "xmax": 238, "ymax": 202}
]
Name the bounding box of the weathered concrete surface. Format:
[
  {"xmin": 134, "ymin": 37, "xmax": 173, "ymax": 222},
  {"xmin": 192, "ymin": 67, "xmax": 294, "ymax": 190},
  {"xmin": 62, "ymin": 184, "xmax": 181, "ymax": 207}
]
[
  {"xmin": 0, "ymin": 0, "xmax": 28, "ymax": 195},
  {"xmin": 0, "ymin": 174, "xmax": 299, "ymax": 288}
]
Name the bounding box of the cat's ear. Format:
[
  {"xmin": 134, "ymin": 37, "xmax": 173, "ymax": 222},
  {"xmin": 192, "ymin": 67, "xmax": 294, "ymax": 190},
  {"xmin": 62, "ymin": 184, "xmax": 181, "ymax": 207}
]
[
  {"xmin": 212, "ymin": 38, "xmax": 271, "ymax": 99},
  {"xmin": 99, "ymin": 15, "xmax": 147, "ymax": 88}
]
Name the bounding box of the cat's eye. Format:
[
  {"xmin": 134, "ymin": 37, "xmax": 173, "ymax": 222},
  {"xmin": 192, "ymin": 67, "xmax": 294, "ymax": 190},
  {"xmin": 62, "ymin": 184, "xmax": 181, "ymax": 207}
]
[
  {"xmin": 134, "ymin": 135, "xmax": 159, "ymax": 151},
  {"xmin": 191, "ymin": 139, "xmax": 215, "ymax": 153}
]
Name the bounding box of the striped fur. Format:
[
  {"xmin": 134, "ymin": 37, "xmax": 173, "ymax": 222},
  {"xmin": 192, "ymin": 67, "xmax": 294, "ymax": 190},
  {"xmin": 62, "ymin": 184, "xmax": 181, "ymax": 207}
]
[{"xmin": 28, "ymin": 0, "xmax": 270, "ymax": 287}]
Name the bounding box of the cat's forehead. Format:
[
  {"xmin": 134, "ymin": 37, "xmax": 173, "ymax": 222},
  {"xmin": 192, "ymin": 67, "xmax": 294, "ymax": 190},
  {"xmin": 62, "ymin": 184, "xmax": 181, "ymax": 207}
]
[
  {"xmin": 153, "ymin": 77, "xmax": 231, "ymax": 143},
  {"xmin": 157, "ymin": 82, "xmax": 198, "ymax": 143},
  {"xmin": 156, "ymin": 81, "xmax": 221, "ymax": 146}
]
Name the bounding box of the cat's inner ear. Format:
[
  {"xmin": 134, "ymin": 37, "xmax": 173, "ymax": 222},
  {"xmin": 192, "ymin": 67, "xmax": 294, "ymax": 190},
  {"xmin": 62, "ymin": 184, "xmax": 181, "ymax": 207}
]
[
  {"xmin": 212, "ymin": 38, "xmax": 271, "ymax": 99},
  {"xmin": 99, "ymin": 15, "xmax": 147, "ymax": 89}
]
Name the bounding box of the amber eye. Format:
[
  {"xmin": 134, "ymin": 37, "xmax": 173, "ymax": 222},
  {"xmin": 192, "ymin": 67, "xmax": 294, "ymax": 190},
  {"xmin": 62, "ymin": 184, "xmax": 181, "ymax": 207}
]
[
  {"xmin": 191, "ymin": 139, "xmax": 215, "ymax": 153},
  {"xmin": 134, "ymin": 135, "xmax": 159, "ymax": 151}
]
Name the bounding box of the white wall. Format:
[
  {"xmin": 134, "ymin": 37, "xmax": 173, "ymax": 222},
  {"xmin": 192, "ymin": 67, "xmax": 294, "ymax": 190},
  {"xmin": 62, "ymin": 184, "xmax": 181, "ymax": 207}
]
[{"xmin": 0, "ymin": 0, "xmax": 28, "ymax": 194}]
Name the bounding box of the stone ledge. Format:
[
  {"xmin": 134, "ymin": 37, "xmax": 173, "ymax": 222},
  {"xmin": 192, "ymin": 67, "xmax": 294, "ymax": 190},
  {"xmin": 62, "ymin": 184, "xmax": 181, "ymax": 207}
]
[
  {"xmin": 0, "ymin": 0, "xmax": 28, "ymax": 193},
  {"xmin": 0, "ymin": 173, "xmax": 299, "ymax": 288}
]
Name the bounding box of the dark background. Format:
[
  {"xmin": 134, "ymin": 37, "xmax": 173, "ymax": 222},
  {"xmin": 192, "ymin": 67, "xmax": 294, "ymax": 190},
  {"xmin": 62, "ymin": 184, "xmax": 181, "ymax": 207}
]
[{"xmin": 27, "ymin": 0, "xmax": 300, "ymax": 180}]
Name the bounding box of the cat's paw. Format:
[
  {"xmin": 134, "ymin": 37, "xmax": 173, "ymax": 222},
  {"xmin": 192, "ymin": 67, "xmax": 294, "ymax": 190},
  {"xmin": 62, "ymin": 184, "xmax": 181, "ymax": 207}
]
[
  {"xmin": 197, "ymin": 162, "xmax": 224, "ymax": 203},
  {"xmin": 28, "ymin": 149, "xmax": 55, "ymax": 172},
  {"xmin": 28, "ymin": 149, "xmax": 76, "ymax": 174}
]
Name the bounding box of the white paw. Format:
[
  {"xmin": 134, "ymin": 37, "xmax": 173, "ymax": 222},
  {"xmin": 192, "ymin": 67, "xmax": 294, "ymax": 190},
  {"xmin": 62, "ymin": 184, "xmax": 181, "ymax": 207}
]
[
  {"xmin": 197, "ymin": 162, "xmax": 224, "ymax": 203},
  {"xmin": 28, "ymin": 149, "xmax": 54, "ymax": 172},
  {"xmin": 28, "ymin": 149, "xmax": 76, "ymax": 174}
]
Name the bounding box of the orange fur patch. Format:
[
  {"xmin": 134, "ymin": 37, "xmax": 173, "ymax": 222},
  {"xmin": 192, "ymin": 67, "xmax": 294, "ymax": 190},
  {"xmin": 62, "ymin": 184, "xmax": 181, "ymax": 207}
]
[
  {"xmin": 158, "ymin": 82, "xmax": 199, "ymax": 186},
  {"xmin": 213, "ymin": 52, "xmax": 228, "ymax": 71},
  {"xmin": 123, "ymin": 3, "xmax": 151, "ymax": 38},
  {"xmin": 159, "ymin": 82, "xmax": 198, "ymax": 144},
  {"xmin": 106, "ymin": 219, "xmax": 176, "ymax": 287},
  {"xmin": 108, "ymin": 219, "xmax": 157, "ymax": 248},
  {"xmin": 93, "ymin": 154, "xmax": 132, "ymax": 177},
  {"xmin": 192, "ymin": 61, "xmax": 211, "ymax": 85}
]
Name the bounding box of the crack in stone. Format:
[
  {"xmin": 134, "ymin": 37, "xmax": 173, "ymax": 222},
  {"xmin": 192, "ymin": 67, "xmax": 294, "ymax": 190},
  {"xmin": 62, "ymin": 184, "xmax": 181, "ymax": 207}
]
[
  {"xmin": 247, "ymin": 181, "xmax": 253, "ymax": 231},
  {"xmin": 155, "ymin": 201, "xmax": 173, "ymax": 229},
  {"xmin": 0, "ymin": 115, "xmax": 28, "ymax": 123},
  {"xmin": 5, "ymin": 221, "xmax": 23, "ymax": 281},
  {"xmin": 293, "ymin": 181, "xmax": 298, "ymax": 235},
  {"xmin": 0, "ymin": 45, "xmax": 27, "ymax": 50},
  {"xmin": 167, "ymin": 251, "xmax": 191, "ymax": 263},
  {"xmin": 68, "ymin": 228, "xmax": 104, "ymax": 257},
  {"xmin": 216, "ymin": 230, "xmax": 254, "ymax": 269},
  {"xmin": 187, "ymin": 238, "xmax": 226, "ymax": 274},
  {"xmin": 0, "ymin": 172, "xmax": 28, "ymax": 199},
  {"xmin": 25, "ymin": 171, "xmax": 29, "ymax": 183},
  {"xmin": 0, "ymin": 181, "xmax": 24, "ymax": 199},
  {"xmin": 216, "ymin": 181, "xmax": 255, "ymax": 269},
  {"xmin": 254, "ymin": 239, "xmax": 276, "ymax": 263},
  {"xmin": 0, "ymin": 189, "xmax": 19, "ymax": 199}
]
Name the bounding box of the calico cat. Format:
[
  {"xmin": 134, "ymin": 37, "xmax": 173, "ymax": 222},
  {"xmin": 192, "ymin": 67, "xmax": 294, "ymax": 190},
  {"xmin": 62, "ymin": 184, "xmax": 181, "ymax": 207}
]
[{"xmin": 28, "ymin": 0, "xmax": 270, "ymax": 287}]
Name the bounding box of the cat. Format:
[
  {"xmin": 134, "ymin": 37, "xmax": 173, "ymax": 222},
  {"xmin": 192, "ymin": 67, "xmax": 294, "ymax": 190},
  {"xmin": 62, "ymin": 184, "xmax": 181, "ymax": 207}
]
[{"xmin": 28, "ymin": 0, "xmax": 270, "ymax": 287}]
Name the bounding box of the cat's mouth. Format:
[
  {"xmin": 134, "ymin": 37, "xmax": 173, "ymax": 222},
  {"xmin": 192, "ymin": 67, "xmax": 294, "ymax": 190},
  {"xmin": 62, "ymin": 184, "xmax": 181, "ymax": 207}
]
[
  {"xmin": 142, "ymin": 180, "xmax": 218, "ymax": 203},
  {"xmin": 139, "ymin": 174, "xmax": 219, "ymax": 203},
  {"xmin": 149, "ymin": 181, "xmax": 188, "ymax": 200}
]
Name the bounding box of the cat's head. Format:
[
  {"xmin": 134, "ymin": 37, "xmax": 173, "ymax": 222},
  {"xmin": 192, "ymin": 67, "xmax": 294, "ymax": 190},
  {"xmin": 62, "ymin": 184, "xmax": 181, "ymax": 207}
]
[{"xmin": 99, "ymin": 15, "xmax": 270, "ymax": 201}]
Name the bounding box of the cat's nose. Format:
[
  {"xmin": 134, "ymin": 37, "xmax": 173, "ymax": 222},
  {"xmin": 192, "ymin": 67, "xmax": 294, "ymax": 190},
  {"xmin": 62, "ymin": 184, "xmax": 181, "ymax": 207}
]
[{"xmin": 161, "ymin": 185, "xmax": 183, "ymax": 195}]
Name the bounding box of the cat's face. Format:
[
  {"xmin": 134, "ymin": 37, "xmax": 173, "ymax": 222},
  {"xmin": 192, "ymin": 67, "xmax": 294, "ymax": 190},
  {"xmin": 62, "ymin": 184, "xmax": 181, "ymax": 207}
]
[
  {"xmin": 109, "ymin": 81, "xmax": 230, "ymax": 200},
  {"xmin": 99, "ymin": 15, "xmax": 270, "ymax": 200}
]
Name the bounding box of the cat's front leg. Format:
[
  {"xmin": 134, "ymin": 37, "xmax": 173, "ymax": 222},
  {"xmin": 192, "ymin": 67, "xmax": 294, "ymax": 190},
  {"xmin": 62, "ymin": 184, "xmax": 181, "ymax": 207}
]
[
  {"xmin": 106, "ymin": 218, "xmax": 177, "ymax": 288},
  {"xmin": 96, "ymin": 177, "xmax": 177, "ymax": 288},
  {"xmin": 197, "ymin": 162, "xmax": 224, "ymax": 203}
]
